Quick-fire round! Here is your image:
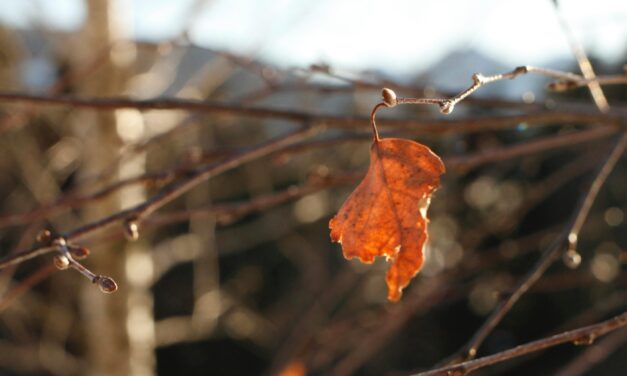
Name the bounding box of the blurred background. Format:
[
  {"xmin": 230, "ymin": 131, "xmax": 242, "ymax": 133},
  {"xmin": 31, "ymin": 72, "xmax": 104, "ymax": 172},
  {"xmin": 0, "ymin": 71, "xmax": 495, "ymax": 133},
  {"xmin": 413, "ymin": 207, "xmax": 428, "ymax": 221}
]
[{"xmin": 0, "ymin": 0, "xmax": 625, "ymax": 375}]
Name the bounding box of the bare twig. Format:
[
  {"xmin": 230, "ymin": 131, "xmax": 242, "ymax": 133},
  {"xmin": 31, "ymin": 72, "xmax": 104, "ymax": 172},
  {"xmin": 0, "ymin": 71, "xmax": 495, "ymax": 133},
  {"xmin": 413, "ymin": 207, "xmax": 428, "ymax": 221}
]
[
  {"xmin": 444, "ymin": 132, "xmax": 627, "ymax": 362},
  {"xmin": 555, "ymin": 325, "xmax": 627, "ymax": 376},
  {"xmin": 0, "ymin": 91, "xmax": 624, "ymax": 135},
  {"xmin": 371, "ymin": 66, "xmax": 625, "ymax": 119},
  {"xmin": 412, "ymin": 311, "xmax": 627, "ymax": 376}
]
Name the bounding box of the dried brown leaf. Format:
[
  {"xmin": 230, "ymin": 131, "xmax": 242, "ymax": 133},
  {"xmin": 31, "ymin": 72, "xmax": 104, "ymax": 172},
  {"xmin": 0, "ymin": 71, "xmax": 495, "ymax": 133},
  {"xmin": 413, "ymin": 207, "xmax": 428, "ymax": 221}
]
[{"xmin": 330, "ymin": 138, "xmax": 444, "ymax": 301}]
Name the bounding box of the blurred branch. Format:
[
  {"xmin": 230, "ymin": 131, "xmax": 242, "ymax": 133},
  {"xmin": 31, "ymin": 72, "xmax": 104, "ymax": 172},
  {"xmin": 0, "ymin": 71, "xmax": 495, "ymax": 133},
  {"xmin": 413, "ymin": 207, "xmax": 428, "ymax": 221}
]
[
  {"xmin": 442, "ymin": 132, "xmax": 627, "ymax": 363},
  {"xmin": 445, "ymin": 125, "xmax": 617, "ymax": 171},
  {"xmin": 0, "ymin": 125, "xmax": 318, "ymax": 274},
  {"xmin": 0, "ymin": 264, "xmax": 56, "ymax": 312},
  {"xmin": 0, "ymin": 91, "xmax": 624, "ymax": 135},
  {"xmin": 0, "ymin": 123, "xmax": 611, "ymax": 230},
  {"xmin": 551, "ymin": 1, "xmax": 610, "ymax": 112}
]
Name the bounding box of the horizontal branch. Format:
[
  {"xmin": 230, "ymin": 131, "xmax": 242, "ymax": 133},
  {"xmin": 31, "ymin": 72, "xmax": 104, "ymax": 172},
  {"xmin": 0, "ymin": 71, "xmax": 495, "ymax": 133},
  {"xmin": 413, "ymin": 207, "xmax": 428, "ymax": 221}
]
[
  {"xmin": 445, "ymin": 125, "xmax": 618, "ymax": 170},
  {"xmin": 0, "ymin": 124, "xmax": 613, "ymax": 230},
  {"xmin": 413, "ymin": 311, "xmax": 627, "ymax": 376},
  {"xmin": 0, "ymin": 125, "xmax": 318, "ymax": 270},
  {"xmin": 0, "ymin": 91, "xmax": 623, "ymax": 135}
]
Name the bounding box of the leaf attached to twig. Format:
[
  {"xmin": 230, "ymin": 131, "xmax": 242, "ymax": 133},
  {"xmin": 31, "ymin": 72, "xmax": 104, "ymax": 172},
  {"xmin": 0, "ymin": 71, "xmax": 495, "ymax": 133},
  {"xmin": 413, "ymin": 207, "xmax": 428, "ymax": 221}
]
[{"xmin": 330, "ymin": 138, "xmax": 444, "ymax": 301}]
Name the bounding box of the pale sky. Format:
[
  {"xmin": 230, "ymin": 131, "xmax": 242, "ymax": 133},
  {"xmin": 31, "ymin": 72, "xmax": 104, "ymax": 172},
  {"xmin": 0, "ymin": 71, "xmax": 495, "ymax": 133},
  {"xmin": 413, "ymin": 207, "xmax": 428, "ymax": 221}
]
[{"xmin": 0, "ymin": 0, "xmax": 625, "ymax": 76}]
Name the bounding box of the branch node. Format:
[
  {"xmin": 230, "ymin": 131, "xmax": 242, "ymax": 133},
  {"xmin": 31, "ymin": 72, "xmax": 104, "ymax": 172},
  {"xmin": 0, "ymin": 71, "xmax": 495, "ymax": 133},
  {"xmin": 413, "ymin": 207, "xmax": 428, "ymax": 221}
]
[
  {"xmin": 466, "ymin": 348, "xmax": 477, "ymax": 359},
  {"xmin": 513, "ymin": 66, "xmax": 529, "ymax": 75},
  {"xmin": 123, "ymin": 218, "xmax": 140, "ymax": 241},
  {"xmin": 563, "ymin": 249, "xmax": 582, "ymax": 269},
  {"xmin": 52, "ymin": 237, "xmax": 67, "ymax": 247},
  {"xmin": 573, "ymin": 333, "xmax": 596, "ymax": 346},
  {"xmin": 471, "ymin": 73, "xmax": 484, "ymax": 84},
  {"xmin": 439, "ymin": 100, "xmax": 455, "ymax": 114}
]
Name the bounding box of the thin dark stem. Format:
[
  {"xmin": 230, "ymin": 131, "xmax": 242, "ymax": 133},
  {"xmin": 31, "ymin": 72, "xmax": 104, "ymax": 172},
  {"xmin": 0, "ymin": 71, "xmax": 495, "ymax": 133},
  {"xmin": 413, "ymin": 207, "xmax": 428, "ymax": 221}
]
[
  {"xmin": 412, "ymin": 311, "xmax": 627, "ymax": 376},
  {"xmin": 555, "ymin": 326, "xmax": 627, "ymax": 376},
  {"xmin": 0, "ymin": 125, "xmax": 318, "ymax": 270},
  {"xmin": 443, "ymin": 131, "xmax": 627, "ymax": 363},
  {"xmin": 0, "ymin": 91, "xmax": 624, "ymax": 134}
]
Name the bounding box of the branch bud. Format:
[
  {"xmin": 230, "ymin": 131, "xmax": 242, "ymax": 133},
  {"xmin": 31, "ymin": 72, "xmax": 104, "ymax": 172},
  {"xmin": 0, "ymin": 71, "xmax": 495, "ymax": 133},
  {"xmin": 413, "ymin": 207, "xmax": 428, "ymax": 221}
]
[
  {"xmin": 36, "ymin": 229, "xmax": 52, "ymax": 243},
  {"xmin": 69, "ymin": 246, "xmax": 90, "ymax": 260},
  {"xmin": 93, "ymin": 275, "xmax": 118, "ymax": 293},
  {"xmin": 563, "ymin": 249, "xmax": 582, "ymax": 269},
  {"xmin": 123, "ymin": 219, "xmax": 140, "ymax": 241},
  {"xmin": 381, "ymin": 88, "xmax": 397, "ymax": 107},
  {"xmin": 53, "ymin": 254, "xmax": 70, "ymax": 270}
]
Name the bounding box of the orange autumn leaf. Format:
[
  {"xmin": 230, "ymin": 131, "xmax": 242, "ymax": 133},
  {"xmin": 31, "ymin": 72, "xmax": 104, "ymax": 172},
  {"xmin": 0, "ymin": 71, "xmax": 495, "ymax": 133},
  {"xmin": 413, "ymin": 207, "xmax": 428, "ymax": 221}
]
[{"xmin": 329, "ymin": 138, "xmax": 445, "ymax": 301}]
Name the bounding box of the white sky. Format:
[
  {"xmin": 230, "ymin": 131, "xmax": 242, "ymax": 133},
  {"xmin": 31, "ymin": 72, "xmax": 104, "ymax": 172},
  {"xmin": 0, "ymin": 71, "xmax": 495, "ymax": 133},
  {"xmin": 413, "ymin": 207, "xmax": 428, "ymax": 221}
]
[{"xmin": 0, "ymin": 0, "xmax": 625, "ymax": 76}]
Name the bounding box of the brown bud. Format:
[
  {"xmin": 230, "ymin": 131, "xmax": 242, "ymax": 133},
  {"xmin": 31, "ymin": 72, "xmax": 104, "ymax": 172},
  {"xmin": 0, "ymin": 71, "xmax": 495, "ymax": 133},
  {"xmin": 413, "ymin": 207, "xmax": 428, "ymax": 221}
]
[
  {"xmin": 69, "ymin": 246, "xmax": 90, "ymax": 260},
  {"xmin": 93, "ymin": 275, "xmax": 118, "ymax": 293},
  {"xmin": 36, "ymin": 229, "xmax": 52, "ymax": 243},
  {"xmin": 381, "ymin": 88, "xmax": 397, "ymax": 107}
]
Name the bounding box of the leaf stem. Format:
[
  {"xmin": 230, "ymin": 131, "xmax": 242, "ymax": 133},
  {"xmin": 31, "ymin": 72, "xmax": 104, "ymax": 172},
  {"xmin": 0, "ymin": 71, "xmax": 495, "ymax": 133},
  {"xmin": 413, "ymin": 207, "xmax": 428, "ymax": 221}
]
[{"xmin": 370, "ymin": 102, "xmax": 386, "ymax": 142}]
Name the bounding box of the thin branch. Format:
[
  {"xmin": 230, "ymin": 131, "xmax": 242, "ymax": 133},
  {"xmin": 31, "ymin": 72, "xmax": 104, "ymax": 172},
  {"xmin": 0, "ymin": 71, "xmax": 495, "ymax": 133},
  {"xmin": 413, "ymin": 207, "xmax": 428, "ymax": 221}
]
[
  {"xmin": 412, "ymin": 311, "xmax": 627, "ymax": 376},
  {"xmin": 0, "ymin": 125, "xmax": 319, "ymax": 270},
  {"xmin": 445, "ymin": 125, "xmax": 617, "ymax": 171},
  {"xmin": 431, "ymin": 13, "xmax": 627, "ymax": 362},
  {"xmin": 3, "ymin": 121, "xmax": 612, "ymax": 230},
  {"xmin": 0, "ymin": 264, "xmax": 56, "ymax": 312},
  {"xmin": 552, "ymin": 1, "xmax": 610, "ymax": 111},
  {"xmin": 555, "ymin": 324, "xmax": 627, "ymax": 376},
  {"xmin": 0, "ymin": 91, "xmax": 624, "ymax": 135},
  {"xmin": 440, "ymin": 132, "xmax": 627, "ymax": 364},
  {"xmin": 144, "ymin": 172, "xmax": 359, "ymax": 227},
  {"xmin": 372, "ymin": 66, "xmax": 625, "ymax": 119}
]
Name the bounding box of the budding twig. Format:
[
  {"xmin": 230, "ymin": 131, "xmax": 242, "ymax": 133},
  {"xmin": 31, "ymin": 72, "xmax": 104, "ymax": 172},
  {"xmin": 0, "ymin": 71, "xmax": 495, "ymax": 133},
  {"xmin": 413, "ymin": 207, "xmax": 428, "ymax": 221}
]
[
  {"xmin": 0, "ymin": 125, "xmax": 319, "ymax": 273},
  {"xmin": 51, "ymin": 238, "xmax": 117, "ymax": 294}
]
